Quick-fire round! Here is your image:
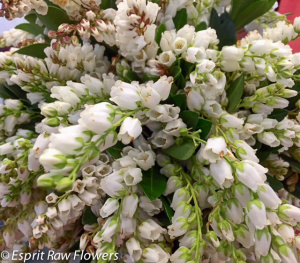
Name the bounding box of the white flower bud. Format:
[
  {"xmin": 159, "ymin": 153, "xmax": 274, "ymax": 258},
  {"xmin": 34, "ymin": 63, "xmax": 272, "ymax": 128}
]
[
  {"xmin": 126, "ymin": 238, "xmax": 142, "ymax": 262},
  {"xmin": 100, "ymin": 171, "xmax": 125, "ymax": 197},
  {"xmin": 100, "ymin": 198, "xmax": 119, "ymax": 218},
  {"xmin": 171, "ymin": 188, "xmax": 191, "ymax": 210},
  {"xmin": 246, "ymin": 199, "xmax": 267, "ymax": 229},
  {"xmin": 235, "ymin": 161, "xmax": 265, "ymax": 191},
  {"xmin": 210, "ymin": 159, "xmax": 233, "ymax": 188},
  {"xmin": 278, "ymin": 204, "xmax": 300, "ymax": 226},
  {"xmin": 122, "ymin": 193, "xmax": 138, "ymax": 218},
  {"xmin": 118, "ymin": 117, "xmax": 142, "ymax": 144},
  {"xmin": 218, "ymin": 220, "xmax": 234, "ymax": 242},
  {"xmin": 278, "ymin": 245, "xmax": 297, "ymax": 263},
  {"xmin": 39, "ymin": 148, "xmax": 67, "ymax": 169},
  {"xmin": 220, "ymin": 113, "xmax": 244, "ymax": 130},
  {"xmin": 277, "ymin": 224, "xmax": 295, "ymax": 245},
  {"xmin": 257, "ymin": 184, "xmax": 282, "ymax": 209},
  {"xmin": 151, "ymin": 76, "xmax": 173, "ymax": 101},
  {"xmin": 187, "ymin": 89, "xmax": 204, "ymax": 111},
  {"xmin": 142, "ymin": 244, "xmax": 170, "ymax": 263},
  {"xmin": 255, "ymin": 228, "xmax": 271, "ymax": 257},
  {"xmin": 202, "ymin": 137, "xmax": 228, "ymax": 163}
]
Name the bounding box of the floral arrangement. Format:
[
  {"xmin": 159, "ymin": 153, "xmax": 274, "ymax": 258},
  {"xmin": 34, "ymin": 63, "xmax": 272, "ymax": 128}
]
[{"xmin": 1, "ymin": 0, "xmax": 300, "ymax": 262}]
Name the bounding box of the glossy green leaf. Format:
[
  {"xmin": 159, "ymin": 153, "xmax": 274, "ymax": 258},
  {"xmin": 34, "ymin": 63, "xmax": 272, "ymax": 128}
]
[
  {"xmin": 171, "ymin": 94, "xmax": 187, "ymax": 111},
  {"xmin": 82, "ymin": 207, "xmax": 98, "ymax": 225},
  {"xmin": 257, "ymin": 145, "xmax": 282, "ymax": 162},
  {"xmin": 107, "ymin": 141, "xmax": 125, "ymax": 159},
  {"xmin": 160, "ymin": 196, "xmax": 174, "ymax": 223},
  {"xmin": 15, "ymin": 23, "xmax": 44, "ymax": 36},
  {"xmin": 196, "ymin": 118, "xmax": 213, "ymax": 139},
  {"xmin": 141, "ymin": 73, "xmax": 160, "ymax": 82},
  {"xmin": 139, "ymin": 166, "xmax": 167, "ymax": 201},
  {"xmin": 173, "ymin": 9, "xmax": 188, "ymax": 30},
  {"xmin": 268, "ymin": 109, "xmax": 288, "ymax": 122},
  {"xmin": 156, "ymin": 23, "xmax": 167, "ymax": 44},
  {"xmin": 15, "ymin": 43, "xmax": 49, "ymax": 59},
  {"xmin": 230, "ymin": 0, "xmax": 277, "ymax": 31},
  {"xmin": 24, "ymin": 13, "xmax": 37, "ymax": 24},
  {"xmin": 37, "ymin": 6, "xmax": 70, "ymax": 31},
  {"xmin": 100, "ymin": 0, "xmax": 117, "ymax": 9},
  {"xmin": 195, "ymin": 22, "xmax": 207, "ymax": 31},
  {"xmin": 163, "ymin": 137, "xmax": 198, "ymax": 160},
  {"xmin": 209, "ymin": 9, "xmax": 237, "ymax": 48},
  {"xmin": 226, "ymin": 73, "xmax": 244, "ymax": 113},
  {"xmin": 181, "ymin": 61, "xmax": 195, "ymax": 76},
  {"xmin": 267, "ymin": 175, "xmax": 283, "ymax": 192},
  {"xmin": 180, "ymin": 110, "xmax": 200, "ymax": 130},
  {"xmin": 180, "ymin": 111, "xmax": 212, "ymax": 139},
  {"xmin": 169, "ymin": 66, "xmax": 182, "ymax": 80}
]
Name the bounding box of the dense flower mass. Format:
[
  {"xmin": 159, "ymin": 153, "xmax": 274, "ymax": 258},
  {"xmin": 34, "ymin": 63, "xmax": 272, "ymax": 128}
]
[{"xmin": 1, "ymin": 0, "xmax": 300, "ymax": 262}]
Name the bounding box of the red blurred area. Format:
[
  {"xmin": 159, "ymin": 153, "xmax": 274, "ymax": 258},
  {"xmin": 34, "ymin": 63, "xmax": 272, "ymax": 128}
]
[{"xmin": 279, "ymin": 0, "xmax": 300, "ymax": 52}]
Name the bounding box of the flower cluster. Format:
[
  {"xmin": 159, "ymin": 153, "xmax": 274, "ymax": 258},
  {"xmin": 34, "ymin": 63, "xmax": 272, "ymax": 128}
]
[{"xmin": 1, "ymin": 0, "xmax": 300, "ymax": 262}]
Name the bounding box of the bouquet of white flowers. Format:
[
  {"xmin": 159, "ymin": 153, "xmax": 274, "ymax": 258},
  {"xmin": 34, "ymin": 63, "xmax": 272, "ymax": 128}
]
[{"xmin": 1, "ymin": 0, "xmax": 300, "ymax": 262}]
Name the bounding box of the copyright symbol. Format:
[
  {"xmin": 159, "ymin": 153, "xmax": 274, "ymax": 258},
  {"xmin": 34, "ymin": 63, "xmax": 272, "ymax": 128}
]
[{"xmin": 1, "ymin": 251, "xmax": 9, "ymax": 260}]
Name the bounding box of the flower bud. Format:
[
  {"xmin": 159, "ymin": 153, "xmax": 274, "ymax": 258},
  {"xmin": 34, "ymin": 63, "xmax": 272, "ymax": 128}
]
[
  {"xmin": 55, "ymin": 177, "xmax": 74, "ymax": 192},
  {"xmin": 278, "ymin": 204, "xmax": 300, "ymax": 226},
  {"xmin": 206, "ymin": 231, "xmax": 220, "ymax": 247},
  {"xmin": 246, "ymin": 199, "xmax": 267, "ymax": 229}
]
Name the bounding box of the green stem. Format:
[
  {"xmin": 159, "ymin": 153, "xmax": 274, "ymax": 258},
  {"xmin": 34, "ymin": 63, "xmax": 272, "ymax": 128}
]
[{"xmin": 180, "ymin": 169, "xmax": 203, "ymax": 262}]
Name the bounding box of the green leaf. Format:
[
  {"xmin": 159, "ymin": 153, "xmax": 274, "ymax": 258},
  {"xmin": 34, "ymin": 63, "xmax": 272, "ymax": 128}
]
[
  {"xmin": 37, "ymin": 6, "xmax": 70, "ymax": 31},
  {"xmin": 14, "ymin": 43, "xmax": 49, "ymax": 59},
  {"xmin": 123, "ymin": 70, "xmax": 139, "ymax": 82},
  {"xmin": 24, "ymin": 13, "xmax": 37, "ymax": 24},
  {"xmin": 179, "ymin": 111, "xmax": 212, "ymax": 139},
  {"xmin": 160, "ymin": 196, "xmax": 174, "ymax": 223},
  {"xmin": 196, "ymin": 118, "xmax": 213, "ymax": 139},
  {"xmin": 100, "ymin": 0, "xmax": 117, "ymax": 9},
  {"xmin": 180, "ymin": 110, "xmax": 200, "ymax": 130},
  {"xmin": 181, "ymin": 61, "xmax": 195, "ymax": 77},
  {"xmin": 267, "ymin": 175, "xmax": 283, "ymax": 192},
  {"xmin": 156, "ymin": 23, "xmax": 167, "ymax": 44},
  {"xmin": 15, "ymin": 23, "xmax": 44, "ymax": 36},
  {"xmin": 195, "ymin": 22, "xmax": 207, "ymax": 31},
  {"xmin": 171, "ymin": 94, "xmax": 187, "ymax": 111},
  {"xmin": 0, "ymin": 84, "xmax": 16, "ymax": 99},
  {"xmin": 226, "ymin": 73, "xmax": 244, "ymax": 113},
  {"xmin": 173, "ymin": 9, "xmax": 188, "ymax": 31},
  {"xmin": 82, "ymin": 207, "xmax": 98, "ymax": 225},
  {"xmin": 141, "ymin": 73, "xmax": 160, "ymax": 82},
  {"xmin": 139, "ymin": 166, "xmax": 167, "ymax": 201},
  {"xmin": 257, "ymin": 145, "xmax": 282, "ymax": 162},
  {"xmin": 268, "ymin": 109, "xmax": 288, "ymax": 122},
  {"xmin": 230, "ymin": 0, "xmax": 277, "ymax": 31},
  {"xmin": 169, "ymin": 66, "xmax": 182, "ymax": 80},
  {"xmin": 209, "ymin": 9, "xmax": 237, "ymax": 48},
  {"xmin": 5, "ymin": 84, "xmax": 28, "ymax": 102},
  {"xmin": 106, "ymin": 141, "xmax": 124, "ymax": 159},
  {"xmin": 163, "ymin": 137, "xmax": 198, "ymax": 161}
]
